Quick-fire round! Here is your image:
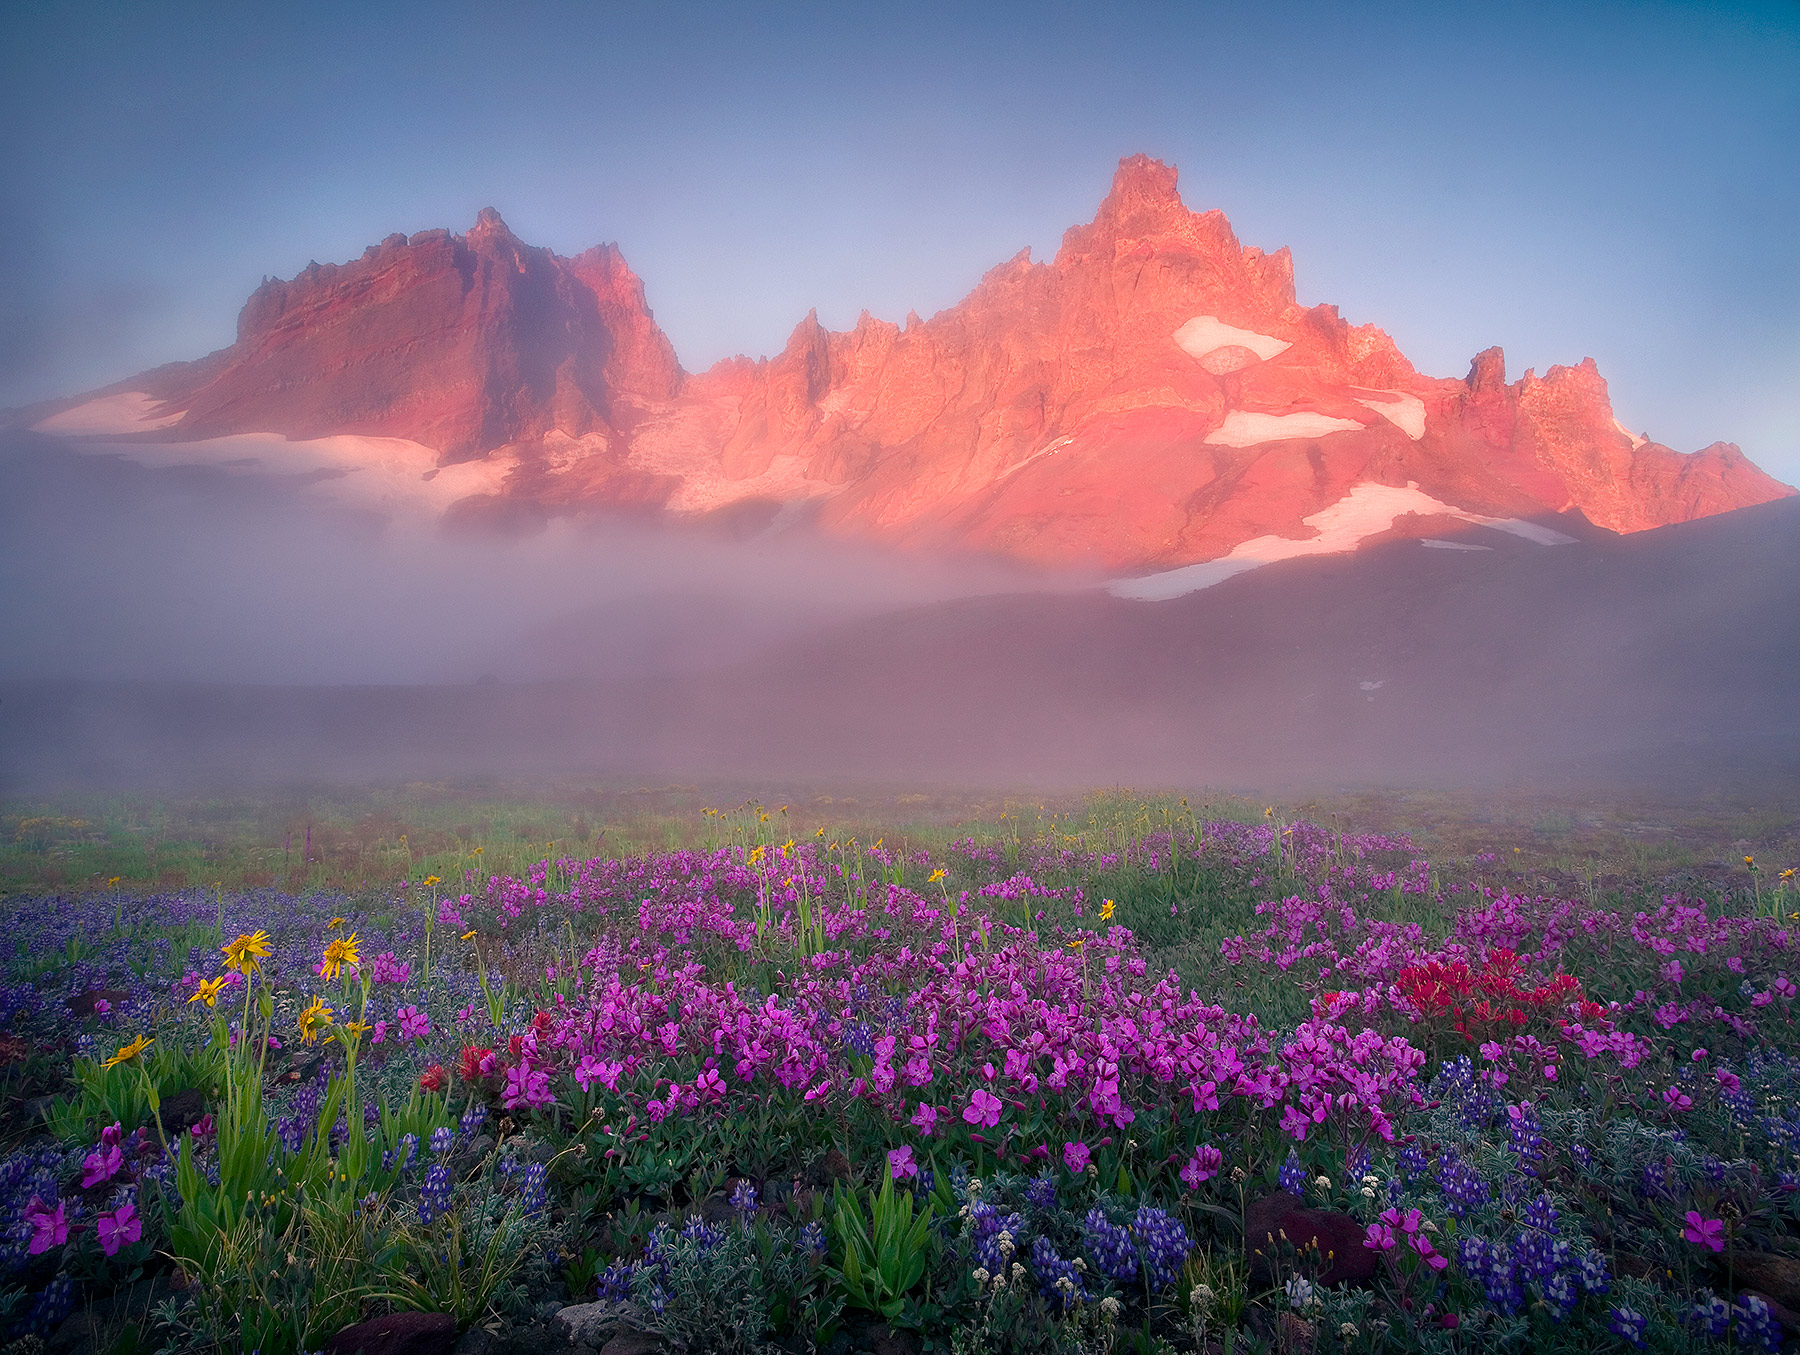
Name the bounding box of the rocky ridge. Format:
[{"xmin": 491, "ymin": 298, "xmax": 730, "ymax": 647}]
[{"xmin": 37, "ymin": 156, "xmax": 1793, "ymax": 572}]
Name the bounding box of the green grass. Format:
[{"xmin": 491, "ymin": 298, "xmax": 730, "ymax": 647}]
[{"xmin": 3, "ymin": 775, "xmax": 1794, "ymax": 910}]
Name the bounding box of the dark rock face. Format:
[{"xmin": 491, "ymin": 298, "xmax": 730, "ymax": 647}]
[
  {"xmin": 1731, "ymin": 1252, "xmax": 1800, "ymax": 1313},
  {"xmin": 1245, "ymin": 1190, "xmax": 1378, "ymax": 1286},
  {"xmin": 156, "ymin": 1087, "xmax": 207, "ymax": 1137},
  {"xmin": 66, "ymin": 989, "xmax": 131, "ymax": 1018},
  {"xmin": 327, "ymin": 1310, "xmax": 458, "ymax": 1355}
]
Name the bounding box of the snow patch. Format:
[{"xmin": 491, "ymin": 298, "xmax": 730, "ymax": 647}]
[
  {"xmin": 1109, "ymin": 481, "xmax": 1575, "ymax": 600},
  {"xmin": 1612, "ymin": 417, "xmax": 1647, "ymax": 449},
  {"xmin": 1420, "ymin": 539, "xmax": 1492, "ymax": 551},
  {"xmin": 1001, "ymin": 435, "xmax": 1075, "ymax": 480},
  {"xmin": 1173, "ymin": 316, "xmax": 1290, "ymax": 364},
  {"xmin": 34, "ymin": 392, "xmax": 185, "ymax": 435},
  {"xmin": 1474, "ymin": 517, "xmax": 1577, "ymax": 546},
  {"xmin": 1203, "ymin": 410, "xmax": 1366, "ymax": 447},
  {"xmin": 46, "ymin": 429, "xmax": 515, "ymax": 514},
  {"xmin": 1352, "ymin": 391, "xmax": 1427, "ymax": 440}
]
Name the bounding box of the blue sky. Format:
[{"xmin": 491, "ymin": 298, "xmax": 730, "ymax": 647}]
[{"xmin": 2, "ymin": 0, "xmax": 1795, "ymax": 479}]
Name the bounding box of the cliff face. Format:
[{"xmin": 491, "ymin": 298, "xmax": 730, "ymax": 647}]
[
  {"xmin": 88, "ymin": 157, "xmax": 1795, "ymax": 567},
  {"xmin": 169, "ymin": 208, "xmax": 678, "ymax": 462}
]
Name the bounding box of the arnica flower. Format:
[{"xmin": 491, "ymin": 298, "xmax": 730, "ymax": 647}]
[
  {"xmin": 319, "ymin": 933, "xmax": 361, "ymax": 981},
  {"xmin": 96, "ymin": 1202, "xmax": 140, "ymax": 1257},
  {"xmin": 1099, "ymin": 900, "xmax": 1116, "ymax": 922},
  {"xmin": 188, "ymin": 977, "xmax": 227, "ymax": 1008},
  {"xmin": 297, "ymin": 997, "xmax": 335, "ymax": 1045},
  {"xmin": 104, "ymin": 1034, "xmax": 152, "ymax": 1067},
  {"xmin": 221, "ymin": 929, "xmax": 272, "ymax": 974},
  {"xmin": 1683, "ymin": 1211, "xmax": 1726, "ymax": 1252}
]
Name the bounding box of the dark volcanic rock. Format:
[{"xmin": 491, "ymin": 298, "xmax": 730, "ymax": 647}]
[
  {"xmin": 1730, "ymin": 1252, "xmax": 1800, "ymax": 1312},
  {"xmin": 327, "ymin": 1310, "xmax": 457, "ymax": 1355},
  {"xmin": 156, "ymin": 1087, "xmax": 207, "ymax": 1137},
  {"xmin": 1245, "ymin": 1190, "xmax": 1377, "ymax": 1286}
]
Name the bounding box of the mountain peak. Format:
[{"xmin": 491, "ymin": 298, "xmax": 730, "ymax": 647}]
[
  {"xmin": 469, "ymin": 206, "xmax": 515, "ymax": 241},
  {"xmin": 46, "ymin": 157, "xmax": 1795, "ymax": 567},
  {"xmin": 1108, "ymin": 153, "xmax": 1181, "ymax": 207}
]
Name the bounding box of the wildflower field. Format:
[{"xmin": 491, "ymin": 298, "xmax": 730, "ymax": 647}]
[{"xmin": 3, "ymin": 794, "xmax": 1800, "ymax": 1355}]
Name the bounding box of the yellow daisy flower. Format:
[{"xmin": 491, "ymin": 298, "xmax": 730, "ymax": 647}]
[
  {"xmin": 319, "ymin": 933, "xmax": 361, "ymax": 981},
  {"xmin": 1099, "ymin": 900, "xmax": 1116, "ymax": 922},
  {"xmin": 296, "ymin": 997, "xmax": 334, "ymax": 1044},
  {"xmin": 105, "ymin": 1034, "xmax": 153, "ymax": 1067},
  {"xmin": 221, "ymin": 929, "xmax": 272, "ymax": 975},
  {"xmin": 188, "ymin": 977, "xmax": 227, "ymax": 1008}
]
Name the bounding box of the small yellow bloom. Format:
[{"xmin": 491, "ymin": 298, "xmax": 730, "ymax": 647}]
[
  {"xmin": 221, "ymin": 930, "xmax": 272, "ymax": 974},
  {"xmin": 1099, "ymin": 900, "xmax": 1115, "ymax": 922},
  {"xmin": 320, "ymin": 933, "xmax": 361, "ymax": 981},
  {"xmin": 929, "ymin": 868, "xmax": 947, "ymax": 884},
  {"xmin": 1745, "ymin": 856, "xmax": 1756, "ymax": 868},
  {"xmin": 188, "ymin": 977, "xmax": 227, "ymax": 1008},
  {"xmin": 105, "ymin": 1034, "xmax": 153, "ymax": 1067},
  {"xmin": 327, "ymin": 916, "xmax": 345, "ymax": 930},
  {"xmin": 424, "ymin": 876, "xmax": 442, "ymax": 887},
  {"xmin": 107, "ymin": 876, "xmax": 121, "ymax": 887},
  {"xmin": 296, "ymin": 997, "xmax": 334, "ymax": 1044},
  {"xmin": 1068, "ymin": 939, "xmax": 1085, "ymax": 951},
  {"xmin": 341, "ymin": 1018, "xmax": 372, "ymax": 1041},
  {"xmin": 461, "ymin": 929, "xmax": 476, "ymax": 941}
]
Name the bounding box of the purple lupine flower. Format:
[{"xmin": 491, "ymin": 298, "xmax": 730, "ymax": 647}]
[
  {"xmin": 1131, "ymin": 1205, "xmax": 1192, "ymax": 1288},
  {"xmin": 1609, "ymin": 1306, "xmax": 1647, "ymax": 1349},
  {"xmin": 1030, "ymin": 1234, "xmax": 1085, "ymax": 1311},
  {"xmin": 1279, "ymin": 1148, "xmax": 1305, "ymax": 1193},
  {"xmin": 1083, "ymin": 1207, "xmax": 1137, "ymax": 1282}
]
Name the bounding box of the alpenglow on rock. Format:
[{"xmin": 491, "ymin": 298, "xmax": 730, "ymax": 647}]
[{"xmin": 29, "ymin": 156, "xmax": 1793, "ymax": 571}]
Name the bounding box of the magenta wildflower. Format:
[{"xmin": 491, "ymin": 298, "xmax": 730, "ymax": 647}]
[
  {"xmin": 1063, "ymin": 1141, "xmax": 1091, "ymax": 1173},
  {"xmin": 963, "ymin": 1087, "xmax": 1002, "ymax": 1129},
  {"xmin": 81, "ymin": 1142, "xmax": 123, "ymax": 1188},
  {"xmin": 396, "ymin": 1004, "xmax": 430, "ymax": 1041},
  {"xmin": 888, "ymin": 1145, "xmax": 918, "ymax": 1181},
  {"xmin": 1683, "ymin": 1211, "xmax": 1725, "ymax": 1252},
  {"xmin": 25, "ymin": 1199, "xmax": 71, "ymax": 1255},
  {"xmin": 1180, "ymin": 1143, "xmax": 1222, "ymax": 1188},
  {"xmin": 910, "ymin": 1102, "xmax": 939, "ymax": 1136},
  {"xmin": 96, "ymin": 1202, "xmax": 140, "ymax": 1257}
]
